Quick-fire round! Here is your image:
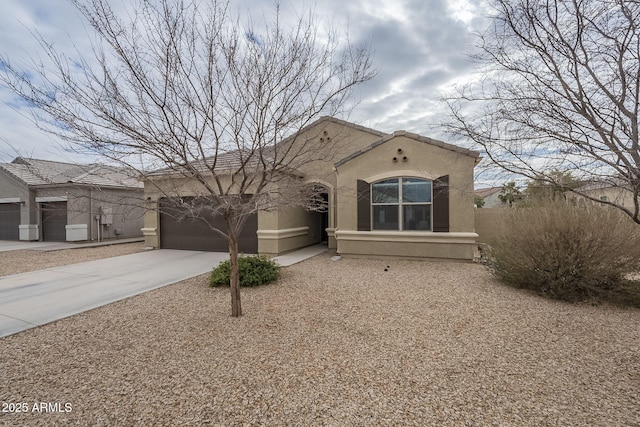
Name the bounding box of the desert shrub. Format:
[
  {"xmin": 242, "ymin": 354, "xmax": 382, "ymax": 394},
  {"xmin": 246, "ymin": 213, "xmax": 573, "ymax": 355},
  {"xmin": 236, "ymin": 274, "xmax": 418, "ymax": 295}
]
[
  {"xmin": 486, "ymin": 201, "xmax": 640, "ymax": 305},
  {"xmin": 210, "ymin": 255, "xmax": 280, "ymax": 287}
]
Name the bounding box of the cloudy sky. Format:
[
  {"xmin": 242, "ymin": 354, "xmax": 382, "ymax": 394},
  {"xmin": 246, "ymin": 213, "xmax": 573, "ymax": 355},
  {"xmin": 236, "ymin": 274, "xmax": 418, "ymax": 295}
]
[{"xmin": 0, "ymin": 0, "xmax": 490, "ymax": 164}]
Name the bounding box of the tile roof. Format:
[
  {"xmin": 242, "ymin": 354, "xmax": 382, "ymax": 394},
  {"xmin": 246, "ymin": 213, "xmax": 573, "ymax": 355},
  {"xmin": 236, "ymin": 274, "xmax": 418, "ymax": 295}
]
[
  {"xmin": 145, "ymin": 117, "xmax": 476, "ymax": 177},
  {"xmin": 0, "ymin": 157, "xmax": 142, "ymax": 188},
  {"xmin": 475, "ymin": 187, "xmax": 502, "ymax": 197},
  {"xmin": 147, "ymin": 117, "xmax": 387, "ymax": 177},
  {"xmin": 146, "ymin": 149, "xmax": 268, "ymax": 176}
]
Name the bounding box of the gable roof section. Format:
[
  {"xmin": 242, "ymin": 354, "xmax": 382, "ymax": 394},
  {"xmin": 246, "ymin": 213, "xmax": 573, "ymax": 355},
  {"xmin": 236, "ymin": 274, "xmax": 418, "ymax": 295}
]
[
  {"xmin": 475, "ymin": 187, "xmax": 502, "ymax": 198},
  {"xmin": 291, "ymin": 116, "xmax": 388, "ymax": 141},
  {"xmin": 335, "ymin": 130, "xmax": 481, "ymax": 168},
  {"xmin": 0, "ymin": 157, "xmax": 142, "ymax": 188},
  {"xmin": 147, "ymin": 116, "xmax": 388, "ymax": 177}
]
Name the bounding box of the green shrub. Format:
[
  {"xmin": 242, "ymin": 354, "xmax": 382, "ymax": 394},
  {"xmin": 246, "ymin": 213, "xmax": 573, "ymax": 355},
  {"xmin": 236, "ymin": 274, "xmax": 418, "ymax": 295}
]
[
  {"xmin": 210, "ymin": 255, "xmax": 280, "ymax": 287},
  {"xmin": 486, "ymin": 201, "xmax": 640, "ymax": 305}
]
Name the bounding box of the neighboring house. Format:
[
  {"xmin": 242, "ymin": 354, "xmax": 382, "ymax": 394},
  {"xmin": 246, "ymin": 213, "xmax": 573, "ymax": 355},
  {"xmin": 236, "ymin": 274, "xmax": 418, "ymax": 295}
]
[
  {"xmin": 0, "ymin": 157, "xmax": 144, "ymax": 242},
  {"xmin": 474, "ymin": 187, "xmax": 503, "ymax": 208},
  {"xmin": 569, "ymin": 180, "xmax": 637, "ymax": 210},
  {"xmin": 142, "ymin": 117, "xmax": 481, "ymax": 260}
]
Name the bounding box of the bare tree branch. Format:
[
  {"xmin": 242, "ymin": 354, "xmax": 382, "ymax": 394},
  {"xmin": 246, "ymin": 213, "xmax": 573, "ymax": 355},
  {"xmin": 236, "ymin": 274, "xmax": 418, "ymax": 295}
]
[
  {"xmin": 443, "ymin": 0, "xmax": 640, "ymax": 223},
  {"xmin": 0, "ymin": 0, "xmax": 375, "ymax": 317}
]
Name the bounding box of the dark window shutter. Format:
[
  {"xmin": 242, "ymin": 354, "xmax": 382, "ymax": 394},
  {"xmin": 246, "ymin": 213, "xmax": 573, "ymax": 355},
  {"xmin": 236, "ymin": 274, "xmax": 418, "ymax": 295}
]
[
  {"xmin": 357, "ymin": 179, "xmax": 371, "ymax": 231},
  {"xmin": 433, "ymin": 175, "xmax": 449, "ymax": 232}
]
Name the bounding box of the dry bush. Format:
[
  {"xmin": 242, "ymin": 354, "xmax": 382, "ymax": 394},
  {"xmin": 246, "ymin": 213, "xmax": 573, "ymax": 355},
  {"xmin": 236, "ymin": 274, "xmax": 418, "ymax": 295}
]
[{"xmin": 487, "ymin": 201, "xmax": 640, "ymax": 305}]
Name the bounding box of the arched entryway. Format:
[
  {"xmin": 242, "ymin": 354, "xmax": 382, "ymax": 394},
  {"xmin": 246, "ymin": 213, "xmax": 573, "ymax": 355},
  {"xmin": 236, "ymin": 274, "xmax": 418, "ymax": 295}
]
[
  {"xmin": 307, "ymin": 182, "xmax": 331, "ymax": 245},
  {"xmin": 319, "ymin": 190, "xmax": 329, "ymax": 242}
]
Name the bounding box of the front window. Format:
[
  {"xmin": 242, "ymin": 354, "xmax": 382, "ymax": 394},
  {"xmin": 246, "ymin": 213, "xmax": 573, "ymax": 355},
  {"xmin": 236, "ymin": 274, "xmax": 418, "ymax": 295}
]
[{"xmin": 371, "ymin": 178, "xmax": 432, "ymax": 231}]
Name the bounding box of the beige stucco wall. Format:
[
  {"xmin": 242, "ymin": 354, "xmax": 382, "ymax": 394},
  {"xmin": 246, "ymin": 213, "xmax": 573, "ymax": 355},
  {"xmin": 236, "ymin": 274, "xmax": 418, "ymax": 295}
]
[
  {"xmin": 334, "ymin": 134, "xmax": 478, "ymax": 260},
  {"xmin": 258, "ymin": 207, "xmax": 324, "ymax": 256},
  {"xmin": 257, "ymin": 119, "xmax": 384, "ymax": 255},
  {"xmin": 335, "ymin": 231, "xmax": 478, "ymax": 260},
  {"xmin": 335, "ymin": 134, "xmax": 477, "ymax": 231}
]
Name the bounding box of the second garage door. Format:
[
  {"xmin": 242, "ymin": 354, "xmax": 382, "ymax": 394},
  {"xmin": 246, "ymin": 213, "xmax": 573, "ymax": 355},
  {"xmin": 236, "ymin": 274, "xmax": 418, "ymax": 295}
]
[
  {"xmin": 41, "ymin": 201, "xmax": 68, "ymax": 242},
  {"xmin": 159, "ymin": 198, "xmax": 258, "ymax": 253}
]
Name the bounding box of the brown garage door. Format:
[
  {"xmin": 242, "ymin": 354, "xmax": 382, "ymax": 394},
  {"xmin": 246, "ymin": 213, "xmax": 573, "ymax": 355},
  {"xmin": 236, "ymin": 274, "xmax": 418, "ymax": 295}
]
[
  {"xmin": 159, "ymin": 197, "xmax": 258, "ymax": 253},
  {"xmin": 0, "ymin": 203, "xmax": 20, "ymax": 240},
  {"xmin": 41, "ymin": 201, "xmax": 68, "ymax": 242}
]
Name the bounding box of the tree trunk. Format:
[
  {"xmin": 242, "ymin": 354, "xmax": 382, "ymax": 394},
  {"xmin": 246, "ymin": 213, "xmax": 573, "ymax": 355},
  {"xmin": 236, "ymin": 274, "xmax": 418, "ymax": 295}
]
[{"xmin": 228, "ymin": 233, "xmax": 242, "ymax": 317}]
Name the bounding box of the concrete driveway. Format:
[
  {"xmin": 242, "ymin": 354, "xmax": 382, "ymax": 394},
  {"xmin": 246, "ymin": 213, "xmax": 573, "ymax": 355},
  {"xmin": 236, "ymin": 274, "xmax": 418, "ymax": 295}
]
[{"xmin": 0, "ymin": 250, "xmax": 227, "ymax": 338}]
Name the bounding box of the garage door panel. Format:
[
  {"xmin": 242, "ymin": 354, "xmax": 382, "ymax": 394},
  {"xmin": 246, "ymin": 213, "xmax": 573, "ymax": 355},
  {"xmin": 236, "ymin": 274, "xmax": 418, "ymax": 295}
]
[
  {"xmin": 41, "ymin": 202, "xmax": 67, "ymax": 242},
  {"xmin": 236, "ymin": 212, "xmax": 258, "ymax": 254},
  {"xmin": 0, "ymin": 204, "xmax": 20, "ymax": 240},
  {"xmin": 159, "ymin": 198, "xmax": 257, "ymax": 253}
]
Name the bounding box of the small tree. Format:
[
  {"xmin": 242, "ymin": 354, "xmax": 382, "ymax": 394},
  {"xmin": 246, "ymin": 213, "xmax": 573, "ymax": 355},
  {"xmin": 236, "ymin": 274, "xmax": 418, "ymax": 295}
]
[
  {"xmin": 498, "ymin": 181, "xmax": 521, "ymax": 207},
  {"xmin": 0, "ymin": 0, "xmax": 374, "ymax": 317},
  {"xmin": 474, "ymin": 194, "xmax": 485, "ymax": 208}
]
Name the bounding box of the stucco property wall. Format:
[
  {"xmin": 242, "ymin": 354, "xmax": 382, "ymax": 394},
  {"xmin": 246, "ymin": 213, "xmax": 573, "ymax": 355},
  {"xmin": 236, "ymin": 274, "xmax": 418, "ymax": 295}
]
[{"xmin": 474, "ymin": 208, "xmax": 508, "ymax": 244}]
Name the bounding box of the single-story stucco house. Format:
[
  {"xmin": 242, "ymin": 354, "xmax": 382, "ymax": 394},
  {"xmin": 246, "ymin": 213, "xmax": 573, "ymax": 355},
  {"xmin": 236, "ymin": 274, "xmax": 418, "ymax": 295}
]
[
  {"xmin": 475, "ymin": 187, "xmax": 503, "ymax": 208},
  {"xmin": 0, "ymin": 157, "xmax": 144, "ymax": 242},
  {"xmin": 568, "ymin": 180, "xmax": 638, "ymax": 211},
  {"xmin": 141, "ymin": 117, "xmax": 481, "ymax": 260}
]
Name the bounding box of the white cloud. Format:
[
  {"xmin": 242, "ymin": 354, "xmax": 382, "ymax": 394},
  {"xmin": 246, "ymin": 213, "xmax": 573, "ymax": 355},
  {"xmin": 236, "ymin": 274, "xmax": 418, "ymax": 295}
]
[{"xmin": 0, "ymin": 0, "xmax": 488, "ymax": 162}]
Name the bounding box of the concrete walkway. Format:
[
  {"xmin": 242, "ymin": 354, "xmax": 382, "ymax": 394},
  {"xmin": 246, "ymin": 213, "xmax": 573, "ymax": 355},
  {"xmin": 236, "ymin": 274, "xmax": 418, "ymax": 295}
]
[
  {"xmin": 0, "ymin": 249, "xmax": 222, "ymax": 338},
  {"xmin": 272, "ymin": 243, "xmax": 328, "ymax": 267}
]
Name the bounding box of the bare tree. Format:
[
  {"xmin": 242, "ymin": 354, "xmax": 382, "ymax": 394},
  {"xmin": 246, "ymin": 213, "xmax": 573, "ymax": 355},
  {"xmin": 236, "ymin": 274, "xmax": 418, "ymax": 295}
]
[
  {"xmin": 443, "ymin": 0, "xmax": 640, "ymax": 223},
  {"xmin": 0, "ymin": 0, "xmax": 374, "ymax": 316}
]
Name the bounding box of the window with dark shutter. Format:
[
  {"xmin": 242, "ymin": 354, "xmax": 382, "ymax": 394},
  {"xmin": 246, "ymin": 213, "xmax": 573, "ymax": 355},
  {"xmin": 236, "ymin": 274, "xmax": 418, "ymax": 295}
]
[
  {"xmin": 368, "ymin": 177, "xmax": 435, "ymax": 231},
  {"xmin": 432, "ymin": 175, "xmax": 449, "ymax": 232},
  {"xmin": 357, "ymin": 179, "xmax": 371, "ymax": 231}
]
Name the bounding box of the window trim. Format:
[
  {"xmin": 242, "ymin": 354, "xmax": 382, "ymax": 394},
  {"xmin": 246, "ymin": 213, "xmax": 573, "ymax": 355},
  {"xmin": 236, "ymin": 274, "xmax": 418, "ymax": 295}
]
[{"xmin": 370, "ymin": 177, "xmax": 433, "ymax": 231}]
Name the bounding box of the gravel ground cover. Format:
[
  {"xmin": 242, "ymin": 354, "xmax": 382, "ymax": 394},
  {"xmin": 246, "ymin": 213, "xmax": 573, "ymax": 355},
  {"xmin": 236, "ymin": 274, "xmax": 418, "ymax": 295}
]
[
  {"xmin": 1, "ymin": 252, "xmax": 639, "ymax": 426},
  {"xmin": 0, "ymin": 243, "xmax": 144, "ymax": 277}
]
